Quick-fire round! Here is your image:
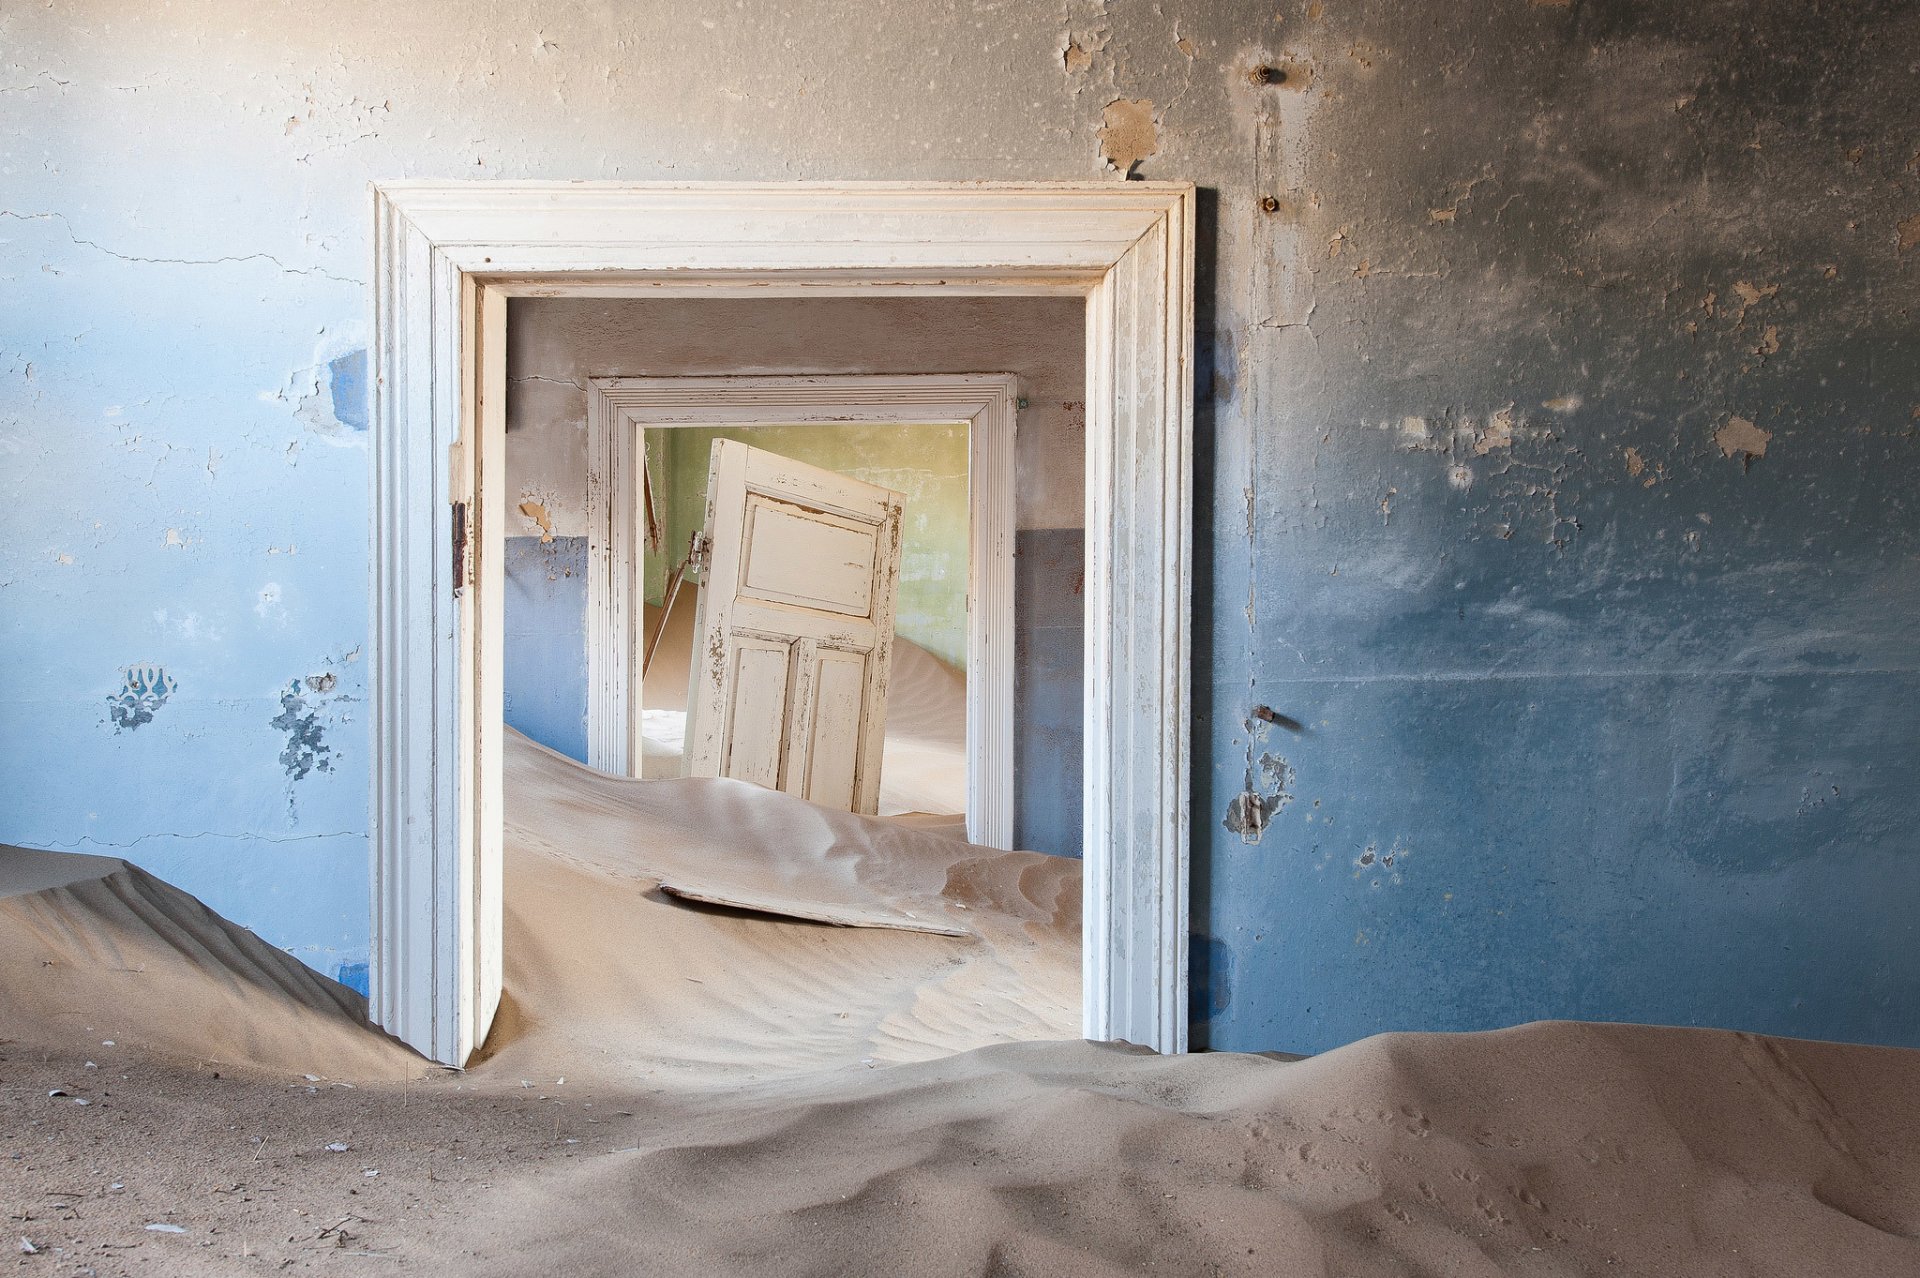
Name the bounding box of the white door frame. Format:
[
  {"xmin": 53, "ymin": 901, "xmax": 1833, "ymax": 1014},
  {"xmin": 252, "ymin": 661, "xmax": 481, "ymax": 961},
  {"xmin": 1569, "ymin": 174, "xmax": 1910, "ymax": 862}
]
[
  {"xmin": 583, "ymin": 373, "xmax": 1018, "ymax": 849},
  {"xmin": 370, "ymin": 181, "xmax": 1195, "ymax": 1066}
]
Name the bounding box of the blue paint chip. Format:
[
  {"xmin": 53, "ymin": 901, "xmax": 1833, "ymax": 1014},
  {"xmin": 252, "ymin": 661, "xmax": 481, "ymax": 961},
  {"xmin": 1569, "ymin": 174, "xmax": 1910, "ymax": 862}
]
[
  {"xmin": 328, "ymin": 349, "xmax": 369, "ymax": 432},
  {"xmin": 335, "ymin": 961, "xmax": 370, "ymax": 997}
]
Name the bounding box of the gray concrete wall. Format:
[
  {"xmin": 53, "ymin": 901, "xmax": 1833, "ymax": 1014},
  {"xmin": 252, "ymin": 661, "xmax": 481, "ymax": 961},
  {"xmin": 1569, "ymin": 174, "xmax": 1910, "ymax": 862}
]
[{"xmin": 2, "ymin": 0, "xmax": 1914, "ymax": 1050}]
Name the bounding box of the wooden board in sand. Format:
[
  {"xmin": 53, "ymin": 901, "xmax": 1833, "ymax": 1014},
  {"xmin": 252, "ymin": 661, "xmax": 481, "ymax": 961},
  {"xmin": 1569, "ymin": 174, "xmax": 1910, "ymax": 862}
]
[{"xmin": 656, "ymin": 879, "xmax": 971, "ymax": 937}]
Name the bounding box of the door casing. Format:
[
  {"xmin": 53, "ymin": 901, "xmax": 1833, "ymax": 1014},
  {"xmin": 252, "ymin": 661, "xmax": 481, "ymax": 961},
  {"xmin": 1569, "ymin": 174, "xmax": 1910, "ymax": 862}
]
[
  {"xmin": 369, "ymin": 180, "xmax": 1196, "ymax": 1067},
  {"xmin": 583, "ymin": 373, "xmax": 1019, "ymax": 848}
]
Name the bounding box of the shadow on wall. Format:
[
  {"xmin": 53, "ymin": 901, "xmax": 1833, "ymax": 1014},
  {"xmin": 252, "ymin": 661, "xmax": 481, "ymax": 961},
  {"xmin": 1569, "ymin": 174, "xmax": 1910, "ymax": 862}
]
[
  {"xmin": 503, "ymin": 536, "xmax": 590, "ymax": 763},
  {"xmin": 1015, "ymin": 529, "xmax": 1085, "ymax": 859}
]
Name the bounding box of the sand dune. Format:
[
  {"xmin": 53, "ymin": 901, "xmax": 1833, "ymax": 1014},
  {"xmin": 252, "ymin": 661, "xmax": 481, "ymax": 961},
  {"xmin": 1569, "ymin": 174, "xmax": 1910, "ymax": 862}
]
[
  {"xmin": 0, "ymin": 846, "xmax": 417, "ymax": 1080},
  {"xmin": 5, "ymin": 736, "xmax": 1920, "ymax": 1275},
  {"xmin": 446, "ymin": 1023, "xmax": 1920, "ymax": 1277},
  {"xmin": 482, "ymin": 730, "xmax": 1079, "ymax": 1082}
]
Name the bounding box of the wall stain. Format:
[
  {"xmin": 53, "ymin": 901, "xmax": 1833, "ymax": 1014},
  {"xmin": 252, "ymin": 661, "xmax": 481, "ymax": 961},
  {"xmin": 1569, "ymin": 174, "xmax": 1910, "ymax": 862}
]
[{"xmin": 107, "ymin": 664, "xmax": 176, "ymax": 732}]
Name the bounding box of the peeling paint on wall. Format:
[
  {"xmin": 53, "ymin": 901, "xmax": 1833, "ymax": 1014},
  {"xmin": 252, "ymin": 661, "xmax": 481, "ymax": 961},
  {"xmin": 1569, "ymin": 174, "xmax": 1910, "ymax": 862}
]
[
  {"xmin": 1098, "ymin": 98, "xmax": 1158, "ymax": 175},
  {"xmin": 1714, "ymin": 415, "xmax": 1771, "ymax": 464},
  {"xmin": 1224, "ymin": 749, "xmax": 1294, "ymax": 844},
  {"xmin": 106, "ymin": 665, "xmax": 176, "ymax": 732},
  {"xmin": 517, "ymin": 498, "xmax": 556, "ymax": 544},
  {"xmin": 270, "ymin": 680, "xmax": 334, "ymax": 783}
]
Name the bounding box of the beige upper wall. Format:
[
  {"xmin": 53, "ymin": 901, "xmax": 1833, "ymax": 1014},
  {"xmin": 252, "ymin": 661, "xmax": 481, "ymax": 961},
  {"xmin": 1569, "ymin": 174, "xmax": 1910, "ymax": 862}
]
[{"xmin": 504, "ymin": 296, "xmax": 1087, "ymax": 540}]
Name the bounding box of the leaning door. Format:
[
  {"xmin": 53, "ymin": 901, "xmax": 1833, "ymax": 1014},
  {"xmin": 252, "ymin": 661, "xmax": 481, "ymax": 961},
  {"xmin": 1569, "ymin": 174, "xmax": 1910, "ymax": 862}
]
[{"xmin": 684, "ymin": 439, "xmax": 904, "ymax": 815}]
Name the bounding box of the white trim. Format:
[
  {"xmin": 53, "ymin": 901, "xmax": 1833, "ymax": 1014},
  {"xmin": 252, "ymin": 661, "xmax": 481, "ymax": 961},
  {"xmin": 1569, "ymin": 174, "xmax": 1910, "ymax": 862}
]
[
  {"xmin": 582, "ymin": 374, "xmax": 1018, "ymax": 850},
  {"xmin": 370, "ymin": 180, "xmax": 1194, "ymax": 1064}
]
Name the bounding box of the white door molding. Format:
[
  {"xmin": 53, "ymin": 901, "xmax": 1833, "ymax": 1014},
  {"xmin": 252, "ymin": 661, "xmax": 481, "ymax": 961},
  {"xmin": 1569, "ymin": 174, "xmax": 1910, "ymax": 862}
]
[
  {"xmin": 583, "ymin": 373, "xmax": 1019, "ymax": 850},
  {"xmin": 370, "ymin": 181, "xmax": 1195, "ymax": 1065}
]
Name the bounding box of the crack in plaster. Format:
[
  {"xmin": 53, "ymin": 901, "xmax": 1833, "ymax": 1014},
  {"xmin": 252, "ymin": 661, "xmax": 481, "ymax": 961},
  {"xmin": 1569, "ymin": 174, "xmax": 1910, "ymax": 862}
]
[
  {"xmin": 38, "ymin": 830, "xmax": 361, "ymax": 851},
  {"xmin": 1, "ymin": 211, "xmax": 361, "ymax": 286}
]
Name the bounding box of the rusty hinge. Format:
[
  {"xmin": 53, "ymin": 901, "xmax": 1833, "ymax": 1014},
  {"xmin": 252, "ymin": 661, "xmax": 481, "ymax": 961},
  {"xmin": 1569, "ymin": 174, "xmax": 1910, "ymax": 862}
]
[{"xmin": 451, "ymin": 500, "xmax": 469, "ymax": 597}]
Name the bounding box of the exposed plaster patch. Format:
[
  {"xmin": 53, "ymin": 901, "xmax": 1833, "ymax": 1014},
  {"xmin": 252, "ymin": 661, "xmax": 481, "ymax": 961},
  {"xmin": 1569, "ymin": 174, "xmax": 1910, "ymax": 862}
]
[
  {"xmin": 1715, "ymin": 415, "xmax": 1772, "ymax": 465},
  {"xmin": 1063, "ymin": 41, "xmax": 1093, "ymax": 73},
  {"xmin": 287, "ymin": 338, "xmax": 370, "ymax": 446},
  {"xmin": 1898, "ymin": 214, "xmax": 1920, "ymax": 254},
  {"xmin": 517, "ymin": 499, "xmax": 556, "ymax": 543},
  {"xmin": 1224, "ymin": 752, "xmax": 1295, "ymax": 844},
  {"xmin": 1754, "ymin": 326, "xmax": 1781, "ymax": 358},
  {"xmin": 1624, "ymin": 447, "xmax": 1646, "ymax": 479},
  {"xmin": 1428, "ymin": 207, "xmax": 1456, "ymax": 223},
  {"xmin": 1730, "ymin": 280, "xmax": 1778, "ymax": 324},
  {"xmin": 1542, "ymin": 395, "xmax": 1582, "ymax": 414},
  {"xmin": 1472, "ymin": 405, "xmax": 1516, "ymax": 456},
  {"xmin": 107, "ymin": 665, "xmax": 176, "ymax": 733},
  {"xmin": 1097, "ymin": 98, "xmax": 1158, "ymax": 176}
]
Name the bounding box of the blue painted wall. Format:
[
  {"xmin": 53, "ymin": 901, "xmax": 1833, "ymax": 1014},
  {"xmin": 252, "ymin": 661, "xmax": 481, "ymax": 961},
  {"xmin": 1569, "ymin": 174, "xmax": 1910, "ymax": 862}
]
[
  {"xmin": 1190, "ymin": 1, "xmax": 1920, "ymax": 1053},
  {"xmin": 502, "ymin": 536, "xmax": 589, "ymax": 764},
  {"xmin": 3, "ymin": 0, "xmax": 1913, "ymax": 1055}
]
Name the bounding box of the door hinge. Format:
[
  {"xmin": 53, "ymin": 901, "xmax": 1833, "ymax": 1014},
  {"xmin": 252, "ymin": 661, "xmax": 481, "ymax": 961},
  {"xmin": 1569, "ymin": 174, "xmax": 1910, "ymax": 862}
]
[
  {"xmin": 452, "ymin": 500, "xmax": 470, "ymax": 597},
  {"xmin": 689, "ymin": 528, "xmax": 711, "ymax": 574}
]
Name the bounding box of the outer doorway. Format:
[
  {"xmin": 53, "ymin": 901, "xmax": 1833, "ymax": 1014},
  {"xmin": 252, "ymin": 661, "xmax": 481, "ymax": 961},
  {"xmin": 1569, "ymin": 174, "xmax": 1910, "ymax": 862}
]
[{"xmin": 368, "ymin": 181, "xmax": 1196, "ymax": 1066}]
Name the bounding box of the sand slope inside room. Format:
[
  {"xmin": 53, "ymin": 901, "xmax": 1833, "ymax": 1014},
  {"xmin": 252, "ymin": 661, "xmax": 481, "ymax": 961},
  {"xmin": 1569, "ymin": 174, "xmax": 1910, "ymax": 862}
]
[{"xmin": 6, "ymin": 735, "xmax": 1920, "ymax": 1275}]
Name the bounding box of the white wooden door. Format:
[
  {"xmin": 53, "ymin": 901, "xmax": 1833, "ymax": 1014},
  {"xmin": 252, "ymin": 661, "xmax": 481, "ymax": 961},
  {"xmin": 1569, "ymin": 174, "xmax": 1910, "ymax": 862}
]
[{"xmin": 684, "ymin": 439, "xmax": 905, "ymax": 815}]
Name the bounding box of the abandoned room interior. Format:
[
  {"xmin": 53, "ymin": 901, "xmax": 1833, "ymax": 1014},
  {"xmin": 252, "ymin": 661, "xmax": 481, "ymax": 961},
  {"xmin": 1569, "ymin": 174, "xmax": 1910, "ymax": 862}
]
[{"xmin": 3, "ymin": 2, "xmax": 1918, "ymax": 1274}]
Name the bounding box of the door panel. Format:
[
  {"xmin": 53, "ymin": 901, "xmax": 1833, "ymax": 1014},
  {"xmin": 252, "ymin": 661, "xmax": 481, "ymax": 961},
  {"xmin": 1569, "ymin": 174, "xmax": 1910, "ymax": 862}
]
[
  {"xmin": 739, "ymin": 497, "xmax": 878, "ymax": 617},
  {"xmin": 720, "ymin": 636, "xmax": 794, "ymax": 788},
  {"xmin": 795, "ymin": 645, "xmax": 870, "ymax": 810},
  {"xmin": 685, "ymin": 439, "xmax": 904, "ymax": 815}
]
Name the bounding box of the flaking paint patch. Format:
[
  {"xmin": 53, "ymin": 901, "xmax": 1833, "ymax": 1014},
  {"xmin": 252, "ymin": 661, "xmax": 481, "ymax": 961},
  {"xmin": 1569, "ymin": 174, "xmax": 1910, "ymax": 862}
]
[
  {"xmin": 1897, "ymin": 214, "xmax": 1920, "ymax": 254},
  {"xmin": 1472, "ymin": 405, "xmax": 1516, "ymax": 456},
  {"xmin": 107, "ymin": 664, "xmax": 176, "ymax": 733},
  {"xmin": 271, "ymin": 680, "xmax": 334, "ymax": 783},
  {"xmin": 1098, "ymin": 98, "xmax": 1157, "ymax": 175},
  {"xmin": 1224, "ymin": 750, "xmax": 1294, "ymax": 844},
  {"xmin": 1715, "ymin": 415, "xmax": 1772, "ymax": 464},
  {"xmin": 518, "ymin": 499, "xmax": 556, "ymax": 543}
]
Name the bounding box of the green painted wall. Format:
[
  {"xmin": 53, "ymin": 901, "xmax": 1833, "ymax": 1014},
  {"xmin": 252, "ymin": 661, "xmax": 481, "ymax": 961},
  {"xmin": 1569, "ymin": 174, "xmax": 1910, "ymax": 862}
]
[{"xmin": 645, "ymin": 423, "xmax": 971, "ymax": 669}]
